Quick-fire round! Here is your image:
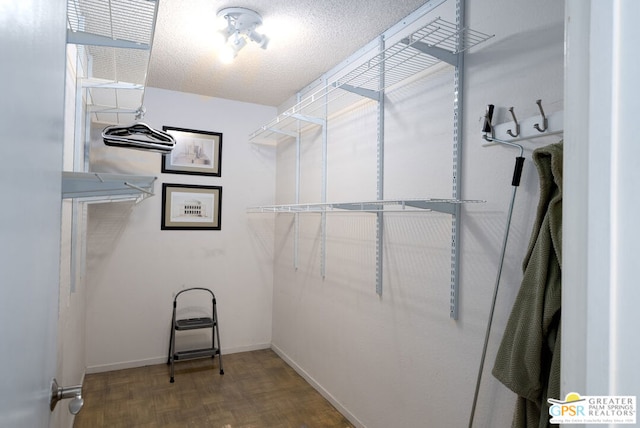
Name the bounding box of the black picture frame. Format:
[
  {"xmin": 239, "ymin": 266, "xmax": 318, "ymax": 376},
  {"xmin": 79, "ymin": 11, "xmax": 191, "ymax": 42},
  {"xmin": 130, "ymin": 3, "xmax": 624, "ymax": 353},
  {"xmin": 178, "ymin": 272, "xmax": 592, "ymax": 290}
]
[
  {"xmin": 161, "ymin": 183, "xmax": 222, "ymax": 230},
  {"xmin": 161, "ymin": 126, "xmax": 222, "ymax": 177}
]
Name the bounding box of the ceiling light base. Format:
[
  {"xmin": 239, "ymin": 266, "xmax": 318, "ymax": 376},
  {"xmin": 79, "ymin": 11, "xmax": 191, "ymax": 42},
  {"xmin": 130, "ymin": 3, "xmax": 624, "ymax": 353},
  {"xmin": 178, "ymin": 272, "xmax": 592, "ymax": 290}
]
[
  {"xmin": 216, "ymin": 6, "xmax": 269, "ymax": 62},
  {"xmin": 217, "ymin": 7, "xmax": 263, "ymax": 33}
]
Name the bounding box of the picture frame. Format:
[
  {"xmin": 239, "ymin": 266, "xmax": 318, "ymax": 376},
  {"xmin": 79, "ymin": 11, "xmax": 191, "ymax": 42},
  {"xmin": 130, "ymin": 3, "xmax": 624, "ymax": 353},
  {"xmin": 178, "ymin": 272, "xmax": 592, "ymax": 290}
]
[
  {"xmin": 161, "ymin": 183, "xmax": 222, "ymax": 230},
  {"xmin": 161, "ymin": 126, "xmax": 222, "ymax": 176}
]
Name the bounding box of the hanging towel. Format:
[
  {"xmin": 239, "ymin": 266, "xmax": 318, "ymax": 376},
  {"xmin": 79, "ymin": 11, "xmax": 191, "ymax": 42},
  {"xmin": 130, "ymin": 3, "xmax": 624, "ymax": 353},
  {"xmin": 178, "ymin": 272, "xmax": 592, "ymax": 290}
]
[{"xmin": 492, "ymin": 141, "xmax": 563, "ymax": 428}]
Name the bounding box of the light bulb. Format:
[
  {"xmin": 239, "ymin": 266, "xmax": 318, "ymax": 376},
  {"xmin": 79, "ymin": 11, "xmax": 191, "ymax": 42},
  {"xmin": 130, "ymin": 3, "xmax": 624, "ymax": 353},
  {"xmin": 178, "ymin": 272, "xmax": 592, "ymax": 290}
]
[
  {"xmin": 219, "ymin": 44, "xmax": 236, "ymax": 64},
  {"xmin": 249, "ymin": 30, "xmax": 269, "ymax": 49},
  {"xmin": 231, "ymin": 35, "xmax": 247, "ymax": 51},
  {"xmin": 212, "ymin": 29, "xmax": 229, "ymax": 48}
]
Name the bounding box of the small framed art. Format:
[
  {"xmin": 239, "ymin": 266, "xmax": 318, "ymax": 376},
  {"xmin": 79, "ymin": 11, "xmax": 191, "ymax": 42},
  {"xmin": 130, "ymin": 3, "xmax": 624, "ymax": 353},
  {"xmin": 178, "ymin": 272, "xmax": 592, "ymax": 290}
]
[
  {"xmin": 161, "ymin": 126, "xmax": 222, "ymax": 176},
  {"xmin": 161, "ymin": 183, "xmax": 222, "ymax": 230}
]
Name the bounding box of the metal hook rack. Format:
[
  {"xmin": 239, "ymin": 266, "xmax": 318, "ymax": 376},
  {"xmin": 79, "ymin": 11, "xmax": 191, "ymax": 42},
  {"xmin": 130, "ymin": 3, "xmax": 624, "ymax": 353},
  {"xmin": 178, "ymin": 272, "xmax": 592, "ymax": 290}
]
[{"xmin": 482, "ymin": 99, "xmax": 563, "ymax": 144}]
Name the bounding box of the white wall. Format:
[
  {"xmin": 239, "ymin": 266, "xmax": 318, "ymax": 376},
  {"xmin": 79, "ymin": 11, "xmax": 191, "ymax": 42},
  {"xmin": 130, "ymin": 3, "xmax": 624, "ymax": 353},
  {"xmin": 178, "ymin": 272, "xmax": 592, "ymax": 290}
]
[
  {"xmin": 271, "ymin": 0, "xmax": 565, "ymax": 427},
  {"xmin": 84, "ymin": 89, "xmax": 277, "ymax": 371}
]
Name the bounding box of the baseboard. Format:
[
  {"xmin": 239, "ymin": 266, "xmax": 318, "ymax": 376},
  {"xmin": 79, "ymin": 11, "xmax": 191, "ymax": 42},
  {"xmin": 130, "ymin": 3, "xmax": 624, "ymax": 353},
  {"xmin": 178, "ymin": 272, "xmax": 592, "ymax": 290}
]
[
  {"xmin": 271, "ymin": 343, "xmax": 365, "ymax": 428},
  {"xmin": 86, "ymin": 342, "xmax": 271, "ymax": 374},
  {"xmin": 86, "ymin": 356, "xmax": 167, "ymax": 374}
]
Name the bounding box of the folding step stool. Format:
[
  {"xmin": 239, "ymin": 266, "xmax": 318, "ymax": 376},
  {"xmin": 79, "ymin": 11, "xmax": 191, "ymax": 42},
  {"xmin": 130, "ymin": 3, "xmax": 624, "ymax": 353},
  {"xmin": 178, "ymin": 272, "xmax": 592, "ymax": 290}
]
[{"xmin": 167, "ymin": 287, "xmax": 224, "ymax": 383}]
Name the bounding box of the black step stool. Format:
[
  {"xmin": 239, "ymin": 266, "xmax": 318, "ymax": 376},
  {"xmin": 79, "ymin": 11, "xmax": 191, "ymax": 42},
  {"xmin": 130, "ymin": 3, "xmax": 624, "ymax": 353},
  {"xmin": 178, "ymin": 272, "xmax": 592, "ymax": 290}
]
[{"xmin": 167, "ymin": 287, "xmax": 224, "ymax": 383}]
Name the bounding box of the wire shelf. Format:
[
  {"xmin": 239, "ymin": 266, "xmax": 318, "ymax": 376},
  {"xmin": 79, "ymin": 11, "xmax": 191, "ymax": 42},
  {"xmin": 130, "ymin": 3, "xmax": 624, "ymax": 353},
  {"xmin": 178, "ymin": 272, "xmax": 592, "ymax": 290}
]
[
  {"xmin": 67, "ymin": 0, "xmax": 159, "ymax": 123},
  {"xmin": 247, "ymin": 198, "xmax": 484, "ymax": 215},
  {"xmin": 61, "ymin": 172, "xmax": 157, "ymax": 204},
  {"xmin": 67, "ymin": 0, "xmax": 156, "ymax": 45},
  {"xmin": 249, "ymin": 17, "xmax": 493, "ymax": 143}
]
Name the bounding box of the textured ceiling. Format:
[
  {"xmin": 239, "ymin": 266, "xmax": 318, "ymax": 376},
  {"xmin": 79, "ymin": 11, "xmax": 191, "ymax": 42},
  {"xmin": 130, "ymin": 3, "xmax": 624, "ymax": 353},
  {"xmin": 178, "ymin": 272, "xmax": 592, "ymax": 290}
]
[{"xmin": 147, "ymin": 0, "xmax": 431, "ymax": 107}]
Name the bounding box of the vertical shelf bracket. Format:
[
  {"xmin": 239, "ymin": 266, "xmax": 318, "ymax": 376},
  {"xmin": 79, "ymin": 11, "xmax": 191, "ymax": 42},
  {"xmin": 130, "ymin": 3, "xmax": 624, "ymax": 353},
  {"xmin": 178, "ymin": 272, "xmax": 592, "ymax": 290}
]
[
  {"xmin": 449, "ymin": 0, "xmax": 465, "ymax": 320},
  {"xmin": 376, "ymin": 35, "xmax": 386, "ymax": 296},
  {"xmin": 320, "ymin": 79, "xmax": 329, "ymax": 279}
]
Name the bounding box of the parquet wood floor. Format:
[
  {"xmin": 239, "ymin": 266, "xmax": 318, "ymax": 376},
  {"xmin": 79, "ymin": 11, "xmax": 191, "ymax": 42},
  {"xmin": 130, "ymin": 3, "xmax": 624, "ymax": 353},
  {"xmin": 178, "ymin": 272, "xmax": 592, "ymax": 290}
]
[{"xmin": 73, "ymin": 349, "xmax": 354, "ymax": 428}]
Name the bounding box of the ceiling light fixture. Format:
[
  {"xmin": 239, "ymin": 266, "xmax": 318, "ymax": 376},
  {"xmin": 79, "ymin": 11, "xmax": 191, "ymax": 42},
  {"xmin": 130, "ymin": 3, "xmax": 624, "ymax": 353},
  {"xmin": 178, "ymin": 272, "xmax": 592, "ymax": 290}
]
[{"xmin": 216, "ymin": 7, "xmax": 269, "ymax": 63}]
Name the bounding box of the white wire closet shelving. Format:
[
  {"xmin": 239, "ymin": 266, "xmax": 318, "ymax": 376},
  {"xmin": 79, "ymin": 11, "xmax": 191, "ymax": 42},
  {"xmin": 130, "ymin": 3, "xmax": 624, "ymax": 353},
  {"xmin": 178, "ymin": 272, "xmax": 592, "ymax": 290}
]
[
  {"xmin": 249, "ymin": 17, "xmax": 493, "ymax": 143},
  {"xmin": 248, "ymin": 198, "xmax": 484, "ymax": 214},
  {"xmin": 64, "ymin": 0, "xmax": 160, "ymax": 202},
  {"xmin": 67, "ymin": 0, "xmax": 158, "ymax": 124},
  {"xmin": 247, "ymin": 1, "xmax": 493, "ymax": 319},
  {"xmin": 61, "ymin": 172, "xmax": 157, "ymax": 204},
  {"xmin": 63, "ymin": 0, "xmax": 161, "ymax": 293},
  {"xmin": 67, "ymin": 0, "xmax": 156, "ymax": 47}
]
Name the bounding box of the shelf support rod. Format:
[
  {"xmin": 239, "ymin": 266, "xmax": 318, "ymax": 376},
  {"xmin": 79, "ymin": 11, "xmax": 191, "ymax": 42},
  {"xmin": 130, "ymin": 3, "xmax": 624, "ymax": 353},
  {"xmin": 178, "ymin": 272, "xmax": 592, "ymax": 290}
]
[
  {"xmin": 450, "ymin": 0, "xmax": 465, "ymax": 320},
  {"xmin": 67, "ymin": 30, "xmax": 150, "ymax": 50},
  {"xmin": 80, "ymin": 78, "xmax": 144, "ymax": 90},
  {"xmin": 404, "ymin": 200, "xmax": 456, "ymax": 214},
  {"xmin": 290, "ymin": 113, "xmax": 325, "ymax": 126},
  {"xmin": 337, "ymin": 83, "xmax": 380, "ymax": 101},
  {"xmin": 376, "ymin": 34, "xmax": 386, "ymax": 296},
  {"xmin": 320, "ymin": 78, "xmax": 328, "ymax": 279},
  {"xmin": 333, "ymin": 203, "xmax": 380, "ymax": 211},
  {"xmin": 294, "ymin": 92, "xmax": 302, "ymax": 271},
  {"xmin": 401, "ymin": 40, "xmax": 457, "ymax": 65},
  {"xmin": 69, "ymin": 73, "xmax": 85, "ymax": 295},
  {"xmin": 86, "ymin": 105, "xmax": 142, "ymax": 114},
  {"xmin": 124, "ymin": 181, "xmax": 154, "ymax": 196},
  {"xmin": 268, "ymin": 128, "xmax": 297, "ymax": 138}
]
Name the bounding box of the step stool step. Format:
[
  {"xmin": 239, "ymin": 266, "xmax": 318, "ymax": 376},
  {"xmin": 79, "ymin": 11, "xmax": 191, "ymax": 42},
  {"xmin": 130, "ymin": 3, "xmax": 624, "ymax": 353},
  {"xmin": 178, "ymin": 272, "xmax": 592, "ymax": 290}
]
[
  {"xmin": 175, "ymin": 317, "xmax": 214, "ymax": 330},
  {"xmin": 174, "ymin": 348, "xmax": 219, "ymax": 360}
]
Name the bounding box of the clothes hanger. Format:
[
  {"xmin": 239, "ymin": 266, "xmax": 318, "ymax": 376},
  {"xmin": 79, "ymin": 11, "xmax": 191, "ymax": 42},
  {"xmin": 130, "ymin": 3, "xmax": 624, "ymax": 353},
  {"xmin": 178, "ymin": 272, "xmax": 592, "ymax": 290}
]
[{"xmin": 102, "ymin": 108, "xmax": 176, "ymax": 154}]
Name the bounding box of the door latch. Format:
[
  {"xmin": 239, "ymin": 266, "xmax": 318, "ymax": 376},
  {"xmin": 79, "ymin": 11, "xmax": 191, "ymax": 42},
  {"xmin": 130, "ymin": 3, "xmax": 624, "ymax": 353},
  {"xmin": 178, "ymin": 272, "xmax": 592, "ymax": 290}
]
[{"xmin": 50, "ymin": 378, "xmax": 84, "ymax": 415}]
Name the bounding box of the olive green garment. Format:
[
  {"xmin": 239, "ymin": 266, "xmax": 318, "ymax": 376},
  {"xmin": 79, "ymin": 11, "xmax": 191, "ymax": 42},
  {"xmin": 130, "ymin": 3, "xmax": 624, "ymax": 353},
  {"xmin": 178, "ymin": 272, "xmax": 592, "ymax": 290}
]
[{"xmin": 492, "ymin": 142, "xmax": 563, "ymax": 428}]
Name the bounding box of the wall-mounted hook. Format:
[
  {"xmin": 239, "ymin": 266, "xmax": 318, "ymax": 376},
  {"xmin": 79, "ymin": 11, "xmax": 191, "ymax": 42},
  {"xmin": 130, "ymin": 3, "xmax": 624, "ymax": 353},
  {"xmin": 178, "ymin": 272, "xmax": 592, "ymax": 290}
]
[
  {"xmin": 506, "ymin": 107, "xmax": 520, "ymax": 138},
  {"xmin": 533, "ymin": 99, "xmax": 548, "ymax": 132}
]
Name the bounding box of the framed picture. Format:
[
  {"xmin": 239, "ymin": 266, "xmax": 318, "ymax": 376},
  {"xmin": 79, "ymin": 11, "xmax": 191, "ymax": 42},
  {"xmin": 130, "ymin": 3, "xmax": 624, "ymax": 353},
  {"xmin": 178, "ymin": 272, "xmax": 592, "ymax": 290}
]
[
  {"xmin": 161, "ymin": 183, "xmax": 222, "ymax": 230},
  {"xmin": 161, "ymin": 126, "xmax": 222, "ymax": 176}
]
